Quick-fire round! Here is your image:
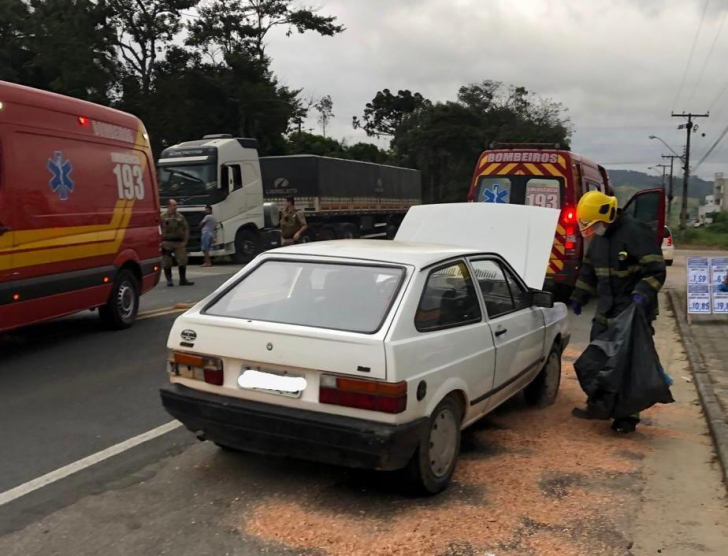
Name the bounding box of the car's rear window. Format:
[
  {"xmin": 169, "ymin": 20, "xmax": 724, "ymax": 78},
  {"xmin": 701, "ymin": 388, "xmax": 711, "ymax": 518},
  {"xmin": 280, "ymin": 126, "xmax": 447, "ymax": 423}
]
[{"xmin": 205, "ymin": 260, "xmax": 405, "ymax": 334}]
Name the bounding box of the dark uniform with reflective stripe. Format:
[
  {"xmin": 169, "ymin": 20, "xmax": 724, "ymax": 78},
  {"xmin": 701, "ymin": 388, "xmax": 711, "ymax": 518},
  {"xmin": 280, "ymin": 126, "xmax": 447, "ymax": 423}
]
[{"xmin": 570, "ymin": 213, "xmax": 666, "ymax": 341}]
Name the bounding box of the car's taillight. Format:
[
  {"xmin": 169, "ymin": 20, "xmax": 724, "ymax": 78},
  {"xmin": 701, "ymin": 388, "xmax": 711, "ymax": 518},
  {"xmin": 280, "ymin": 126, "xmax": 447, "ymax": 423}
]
[
  {"xmin": 169, "ymin": 351, "xmax": 224, "ymax": 386},
  {"xmin": 666, "ymin": 236, "xmax": 673, "ymax": 247},
  {"xmin": 319, "ymin": 375, "xmax": 407, "ymax": 414}
]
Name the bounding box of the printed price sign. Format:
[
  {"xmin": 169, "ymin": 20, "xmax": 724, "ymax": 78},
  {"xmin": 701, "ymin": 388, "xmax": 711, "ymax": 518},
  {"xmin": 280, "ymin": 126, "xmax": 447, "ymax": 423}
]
[
  {"xmin": 688, "ymin": 284, "xmax": 712, "ymax": 314},
  {"xmin": 711, "ymin": 257, "xmax": 728, "ymax": 286},
  {"xmin": 687, "ymin": 257, "xmax": 710, "ymax": 286}
]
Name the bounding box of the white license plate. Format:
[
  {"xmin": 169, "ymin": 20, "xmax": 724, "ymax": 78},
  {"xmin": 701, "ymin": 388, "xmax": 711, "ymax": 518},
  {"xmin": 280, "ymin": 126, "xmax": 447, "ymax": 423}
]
[{"xmin": 237, "ymin": 368, "xmax": 307, "ymax": 398}]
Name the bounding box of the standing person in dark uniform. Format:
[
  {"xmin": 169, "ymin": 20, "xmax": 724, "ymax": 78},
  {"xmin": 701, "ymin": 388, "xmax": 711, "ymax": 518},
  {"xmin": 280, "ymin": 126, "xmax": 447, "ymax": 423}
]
[
  {"xmin": 569, "ymin": 191, "xmax": 666, "ymax": 433},
  {"xmin": 280, "ymin": 197, "xmax": 308, "ymax": 247},
  {"xmin": 161, "ymin": 199, "xmax": 194, "ymax": 287}
]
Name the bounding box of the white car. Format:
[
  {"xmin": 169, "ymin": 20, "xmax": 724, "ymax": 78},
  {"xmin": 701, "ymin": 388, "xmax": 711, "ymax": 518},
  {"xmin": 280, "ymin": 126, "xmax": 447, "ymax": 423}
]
[
  {"xmin": 662, "ymin": 226, "xmax": 674, "ymax": 266},
  {"xmin": 160, "ymin": 204, "xmax": 570, "ymax": 494}
]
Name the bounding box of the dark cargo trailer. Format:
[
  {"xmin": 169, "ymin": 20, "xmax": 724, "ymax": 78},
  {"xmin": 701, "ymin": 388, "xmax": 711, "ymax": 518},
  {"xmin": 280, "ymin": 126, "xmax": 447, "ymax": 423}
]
[{"xmin": 260, "ymin": 155, "xmax": 422, "ymax": 240}]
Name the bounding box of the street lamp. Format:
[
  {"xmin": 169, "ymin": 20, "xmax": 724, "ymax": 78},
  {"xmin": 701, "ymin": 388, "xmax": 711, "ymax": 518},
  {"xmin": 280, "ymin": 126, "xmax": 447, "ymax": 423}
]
[{"xmin": 648, "ymin": 135, "xmax": 683, "ymax": 160}]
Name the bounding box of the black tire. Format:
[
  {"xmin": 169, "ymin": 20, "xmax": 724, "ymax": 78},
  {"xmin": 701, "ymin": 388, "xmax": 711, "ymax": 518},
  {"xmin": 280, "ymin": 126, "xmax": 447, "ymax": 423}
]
[
  {"xmin": 524, "ymin": 347, "xmax": 562, "ymax": 408},
  {"xmin": 405, "ymin": 395, "xmax": 462, "ymax": 495},
  {"xmin": 99, "ymin": 270, "xmax": 139, "ymax": 330},
  {"xmin": 666, "ymin": 259, "xmax": 674, "ymax": 267},
  {"xmin": 336, "ymin": 223, "xmax": 359, "ymax": 240},
  {"xmin": 232, "ymin": 229, "xmax": 259, "ymax": 264},
  {"xmin": 214, "ymin": 442, "xmax": 239, "ymax": 452},
  {"xmin": 315, "ymin": 227, "xmax": 337, "ymax": 242}
]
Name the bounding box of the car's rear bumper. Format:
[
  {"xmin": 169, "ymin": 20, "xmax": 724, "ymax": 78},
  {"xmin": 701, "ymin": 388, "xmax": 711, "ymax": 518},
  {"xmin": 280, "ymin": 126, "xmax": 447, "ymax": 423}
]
[{"xmin": 160, "ymin": 383, "xmax": 428, "ymax": 471}]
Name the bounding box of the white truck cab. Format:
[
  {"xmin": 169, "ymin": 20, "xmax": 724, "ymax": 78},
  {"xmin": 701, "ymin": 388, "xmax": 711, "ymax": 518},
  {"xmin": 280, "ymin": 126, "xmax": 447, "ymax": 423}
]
[{"xmin": 157, "ymin": 135, "xmax": 277, "ymax": 263}]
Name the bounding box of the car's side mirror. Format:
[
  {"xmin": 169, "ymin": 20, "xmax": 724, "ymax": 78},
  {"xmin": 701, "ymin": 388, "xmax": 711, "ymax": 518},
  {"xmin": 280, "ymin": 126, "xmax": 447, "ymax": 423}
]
[{"xmin": 531, "ymin": 290, "xmax": 554, "ymax": 309}]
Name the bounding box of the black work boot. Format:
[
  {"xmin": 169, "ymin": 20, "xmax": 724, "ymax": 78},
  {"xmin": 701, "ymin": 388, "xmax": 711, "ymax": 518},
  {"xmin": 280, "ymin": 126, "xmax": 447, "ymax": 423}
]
[
  {"xmin": 611, "ymin": 415, "xmax": 640, "ymax": 434},
  {"xmin": 179, "ymin": 266, "xmax": 195, "ymax": 286},
  {"xmin": 164, "ymin": 268, "xmax": 174, "ymax": 287}
]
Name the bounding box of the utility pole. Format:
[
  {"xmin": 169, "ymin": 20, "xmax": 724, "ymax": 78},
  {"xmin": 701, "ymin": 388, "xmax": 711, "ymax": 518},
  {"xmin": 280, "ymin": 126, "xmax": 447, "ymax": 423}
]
[
  {"xmin": 672, "ymin": 112, "xmax": 709, "ymax": 231},
  {"xmin": 662, "ymin": 154, "xmax": 682, "ymax": 221}
]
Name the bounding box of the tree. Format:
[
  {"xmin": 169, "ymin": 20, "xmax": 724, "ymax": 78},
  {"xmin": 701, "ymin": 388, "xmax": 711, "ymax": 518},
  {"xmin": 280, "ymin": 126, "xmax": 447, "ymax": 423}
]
[
  {"xmin": 353, "ymin": 89, "xmax": 431, "ymax": 138},
  {"xmin": 390, "ymin": 81, "xmax": 572, "ymax": 203},
  {"xmin": 108, "ymin": 0, "xmax": 199, "ymax": 97},
  {"xmin": 0, "ymin": 0, "xmax": 117, "ymax": 103},
  {"xmin": 315, "ymin": 95, "xmax": 334, "ymax": 137},
  {"xmin": 188, "ymin": 0, "xmax": 344, "ymax": 59}
]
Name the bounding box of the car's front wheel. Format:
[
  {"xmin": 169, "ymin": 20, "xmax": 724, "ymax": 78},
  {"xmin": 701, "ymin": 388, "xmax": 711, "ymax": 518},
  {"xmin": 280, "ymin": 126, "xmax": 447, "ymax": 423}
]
[
  {"xmin": 406, "ymin": 395, "xmax": 462, "ymax": 495},
  {"xmin": 524, "ymin": 347, "xmax": 562, "ymax": 407}
]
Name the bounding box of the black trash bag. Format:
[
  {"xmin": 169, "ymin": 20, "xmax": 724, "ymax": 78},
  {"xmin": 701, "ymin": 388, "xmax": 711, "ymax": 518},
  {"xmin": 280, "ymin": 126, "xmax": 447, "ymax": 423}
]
[{"xmin": 574, "ymin": 304, "xmax": 674, "ymax": 420}]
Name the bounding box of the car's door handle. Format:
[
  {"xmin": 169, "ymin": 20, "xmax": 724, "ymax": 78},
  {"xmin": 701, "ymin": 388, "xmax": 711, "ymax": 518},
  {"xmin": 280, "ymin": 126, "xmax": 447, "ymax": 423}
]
[{"xmin": 495, "ymin": 327, "xmax": 508, "ymax": 337}]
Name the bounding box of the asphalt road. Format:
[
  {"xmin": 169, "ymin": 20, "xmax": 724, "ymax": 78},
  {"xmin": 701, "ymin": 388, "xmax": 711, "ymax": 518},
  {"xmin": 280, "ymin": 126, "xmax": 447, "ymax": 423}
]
[{"xmin": 0, "ymin": 263, "xmax": 244, "ymax": 533}]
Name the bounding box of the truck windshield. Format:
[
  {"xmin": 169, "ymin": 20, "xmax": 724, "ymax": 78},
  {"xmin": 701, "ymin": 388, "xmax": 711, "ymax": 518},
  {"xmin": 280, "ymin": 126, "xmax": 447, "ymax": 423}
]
[
  {"xmin": 158, "ymin": 164, "xmax": 219, "ymax": 203},
  {"xmin": 205, "ymin": 260, "xmax": 406, "ymax": 334},
  {"xmin": 475, "ymin": 176, "xmax": 564, "ymax": 209}
]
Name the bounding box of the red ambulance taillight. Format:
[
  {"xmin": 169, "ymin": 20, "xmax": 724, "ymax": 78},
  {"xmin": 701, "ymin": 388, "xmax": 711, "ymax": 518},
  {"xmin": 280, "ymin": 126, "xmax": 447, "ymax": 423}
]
[
  {"xmin": 319, "ymin": 375, "xmax": 407, "ymax": 414},
  {"xmin": 78, "ymin": 116, "xmax": 89, "ymax": 126},
  {"xmin": 562, "ymin": 206, "xmax": 578, "ymax": 252}
]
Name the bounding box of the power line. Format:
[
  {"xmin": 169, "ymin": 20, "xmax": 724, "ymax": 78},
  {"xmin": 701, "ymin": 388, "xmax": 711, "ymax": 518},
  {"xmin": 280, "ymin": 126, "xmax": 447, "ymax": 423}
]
[
  {"xmin": 685, "ymin": 8, "xmax": 728, "ymax": 107},
  {"xmin": 708, "ymin": 75, "xmax": 728, "ymax": 112},
  {"xmin": 694, "ymin": 119, "xmax": 728, "ymax": 171},
  {"xmin": 673, "ymin": 0, "xmax": 711, "ymax": 112}
]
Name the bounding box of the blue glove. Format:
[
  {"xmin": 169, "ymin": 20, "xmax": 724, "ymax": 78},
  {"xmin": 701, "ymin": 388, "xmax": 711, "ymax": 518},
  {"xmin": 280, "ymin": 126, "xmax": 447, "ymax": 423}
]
[
  {"xmin": 633, "ymin": 294, "xmax": 648, "ymax": 307},
  {"xmin": 569, "ymin": 300, "xmax": 582, "ymax": 316}
]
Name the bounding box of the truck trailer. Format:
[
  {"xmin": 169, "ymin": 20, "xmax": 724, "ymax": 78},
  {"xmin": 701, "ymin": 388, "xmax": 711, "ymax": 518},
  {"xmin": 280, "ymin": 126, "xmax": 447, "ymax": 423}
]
[{"xmin": 157, "ymin": 135, "xmax": 422, "ymax": 263}]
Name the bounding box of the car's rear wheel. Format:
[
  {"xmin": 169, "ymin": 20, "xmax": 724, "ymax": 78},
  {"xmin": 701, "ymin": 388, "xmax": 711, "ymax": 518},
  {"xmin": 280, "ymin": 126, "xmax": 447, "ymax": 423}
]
[
  {"xmin": 666, "ymin": 259, "xmax": 674, "ymax": 267},
  {"xmin": 99, "ymin": 269, "xmax": 139, "ymax": 330},
  {"xmin": 406, "ymin": 395, "xmax": 462, "ymax": 495},
  {"xmin": 524, "ymin": 347, "xmax": 562, "ymax": 408}
]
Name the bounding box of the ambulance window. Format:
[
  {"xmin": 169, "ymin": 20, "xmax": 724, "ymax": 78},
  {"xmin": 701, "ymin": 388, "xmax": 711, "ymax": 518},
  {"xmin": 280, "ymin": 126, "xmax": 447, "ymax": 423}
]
[
  {"xmin": 525, "ymin": 178, "xmax": 561, "ymax": 209},
  {"xmin": 475, "ymin": 177, "xmax": 512, "ymax": 204},
  {"xmin": 587, "ymin": 181, "xmax": 603, "ymax": 192}
]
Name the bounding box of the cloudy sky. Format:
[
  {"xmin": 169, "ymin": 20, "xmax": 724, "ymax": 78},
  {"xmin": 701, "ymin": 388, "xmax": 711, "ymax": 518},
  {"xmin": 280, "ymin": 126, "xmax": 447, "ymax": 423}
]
[{"xmin": 266, "ymin": 0, "xmax": 728, "ymax": 181}]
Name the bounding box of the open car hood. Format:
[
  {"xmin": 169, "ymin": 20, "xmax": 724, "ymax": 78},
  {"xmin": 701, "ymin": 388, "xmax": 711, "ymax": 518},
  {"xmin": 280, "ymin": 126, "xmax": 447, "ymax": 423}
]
[{"xmin": 395, "ymin": 203, "xmax": 560, "ymax": 290}]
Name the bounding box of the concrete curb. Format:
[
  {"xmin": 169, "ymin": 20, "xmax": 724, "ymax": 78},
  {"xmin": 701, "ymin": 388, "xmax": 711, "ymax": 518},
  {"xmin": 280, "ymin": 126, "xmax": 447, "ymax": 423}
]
[{"xmin": 668, "ymin": 290, "xmax": 728, "ymax": 489}]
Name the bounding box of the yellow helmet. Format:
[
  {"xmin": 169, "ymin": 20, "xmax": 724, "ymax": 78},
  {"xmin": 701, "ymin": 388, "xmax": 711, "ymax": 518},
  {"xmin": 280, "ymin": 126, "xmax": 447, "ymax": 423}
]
[{"xmin": 576, "ymin": 191, "xmax": 618, "ymax": 237}]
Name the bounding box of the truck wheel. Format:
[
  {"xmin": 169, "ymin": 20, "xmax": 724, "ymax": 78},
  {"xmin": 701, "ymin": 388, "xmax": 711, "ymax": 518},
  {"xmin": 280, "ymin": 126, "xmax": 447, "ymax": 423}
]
[
  {"xmin": 316, "ymin": 227, "xmax": 337, "ymax": 242},
  {"xmin": 524, "ymin": 347, "xmax": 562, "ymax": 408},
  {"xmin": 99, "ymin": 270, "xmax": 139, "ymax": 330},
  {"xmin": 405, "ymin": 395, "xmax": 462, "ymax": 495},
  {"xmin": 232, "ymin": 229, "xmax": 259, "ymax": 264},
  {"xmin": 386, "ymin": 223, "xmax": 399, "ymax": 239},
  {"xmin": 336, "ymin": 224, "xmax": 359, "ymax": 240}
]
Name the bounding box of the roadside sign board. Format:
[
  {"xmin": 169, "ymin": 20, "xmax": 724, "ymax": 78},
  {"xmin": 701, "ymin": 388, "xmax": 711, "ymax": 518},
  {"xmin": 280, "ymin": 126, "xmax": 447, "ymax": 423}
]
[
  {"xmin": 687, "ymin": 257, "xmax": 711, "ymax": 315},
  {"xmin": 711, "ymin": 257, "xmax": 728, "ymax": 314}
]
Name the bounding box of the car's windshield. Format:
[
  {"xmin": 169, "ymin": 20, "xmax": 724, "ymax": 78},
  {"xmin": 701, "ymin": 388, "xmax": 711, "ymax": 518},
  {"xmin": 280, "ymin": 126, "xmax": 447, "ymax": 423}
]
[
  {"xmin": 158, "ymin": 164, "xmax": 219, "ymax": 202},
  {"xmin": 205, "ymin": 260, "xmax": 406, "ymax": 333},
  {"xmin": 475, "ymin": 176, "xmax": 564, "ymax": 208}
]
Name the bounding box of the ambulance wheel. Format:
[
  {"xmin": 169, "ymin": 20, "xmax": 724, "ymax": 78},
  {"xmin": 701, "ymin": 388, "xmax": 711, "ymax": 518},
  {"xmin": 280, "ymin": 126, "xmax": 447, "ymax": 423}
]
[
  {"xmin": 233, "ymin": 229, "xmax": 259, "ymax": 264},
  {"xmin": 666, "ymin": 260, "xmax": 674, "ymax": 267},
  {"xmin": 100, "ymin": 270, "xmax": 139, "ymax": 330},
  {"xmin": 405, "ymin": 395, "xmax": 462, "ymax": 495},
  {"xmin": 524, "ymin": 347, "xmax": 561, "ymax": 408}
]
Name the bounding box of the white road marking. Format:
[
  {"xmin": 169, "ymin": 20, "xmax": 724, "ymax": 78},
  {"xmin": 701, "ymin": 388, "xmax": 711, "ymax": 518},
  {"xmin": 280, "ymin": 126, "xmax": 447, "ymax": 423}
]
[{"xmin": 0, "ymin": 420, "xmax": 182, "ymax": 507}]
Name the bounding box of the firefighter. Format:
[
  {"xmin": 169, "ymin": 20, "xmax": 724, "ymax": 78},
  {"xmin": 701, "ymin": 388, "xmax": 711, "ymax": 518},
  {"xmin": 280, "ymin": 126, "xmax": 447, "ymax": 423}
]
[
  {"xmin": 569, "ymin": 191, "xmax": 666, "ymax": 433},
  {"xmin": 161, "ymin": 199, "xmax": 194, "ymax": 287}
]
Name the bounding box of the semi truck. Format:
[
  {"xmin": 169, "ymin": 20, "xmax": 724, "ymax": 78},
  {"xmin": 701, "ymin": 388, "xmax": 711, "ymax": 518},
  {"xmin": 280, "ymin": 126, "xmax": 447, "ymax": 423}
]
[{"xmin": 157, "ymin": 135, "xmax": 422, "ymax": 263}]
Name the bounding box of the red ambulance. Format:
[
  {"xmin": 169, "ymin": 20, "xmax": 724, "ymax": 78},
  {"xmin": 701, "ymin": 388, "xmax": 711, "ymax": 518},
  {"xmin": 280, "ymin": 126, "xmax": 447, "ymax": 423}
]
[
  {"xmin": 467, "ymin": 144, "xmax": 664, "ymax": 299},
  {"xmin": 0, "ymin": 81, "xmax": 161, "ymax": 333}
]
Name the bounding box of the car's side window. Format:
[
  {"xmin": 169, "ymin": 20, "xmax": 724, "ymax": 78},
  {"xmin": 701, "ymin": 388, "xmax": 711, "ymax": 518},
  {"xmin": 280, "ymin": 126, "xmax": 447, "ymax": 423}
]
[
  {"xmin": 415, "ymin": 261, "xmax": 482, "ymax": 332},
  {"xmin": 469, "ymin": 260, "xmax": 515, "ymax": 318},
  {"xmin": 503, "ymin": 267, "xmax": 531, "ymax": 311}
]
